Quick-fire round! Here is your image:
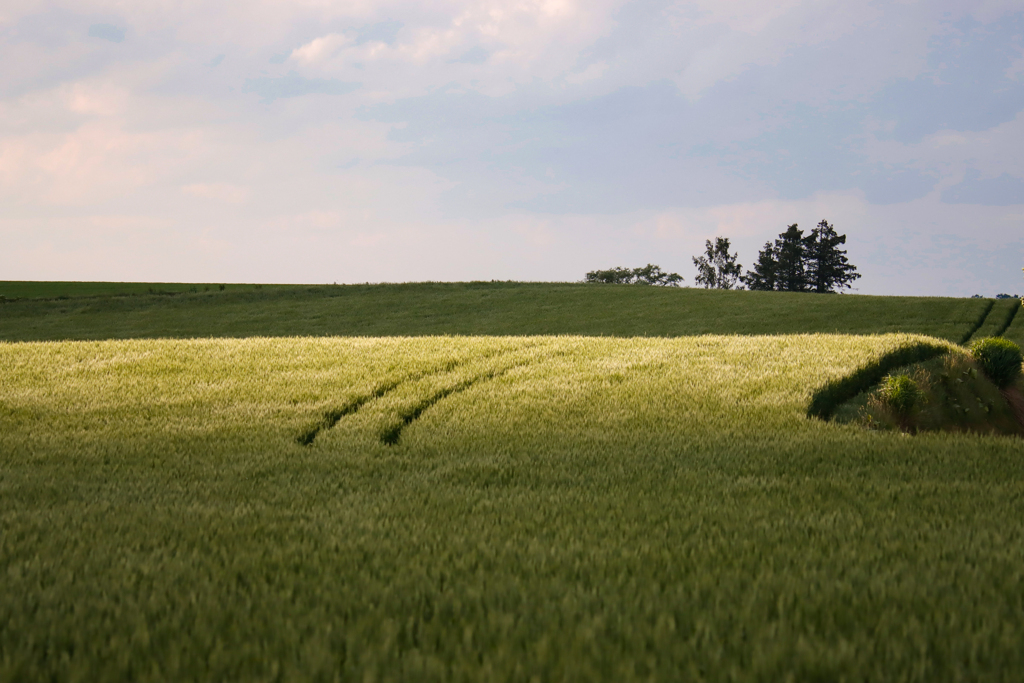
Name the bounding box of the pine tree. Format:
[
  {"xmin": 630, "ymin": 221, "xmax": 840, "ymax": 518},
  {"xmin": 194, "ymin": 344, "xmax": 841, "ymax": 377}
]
[
  {"xmin": 744, "ymin": 221, "xmax": 861, "ymax": 293},
  {"xmin": 743, "ymin": 241, "xmax": 779, "ymax": 291},
  {"xmin": 774, "ymin": 224, "xmax": 808, "ymax": 292},
  {"xmin": 804, "ymin": 219, "xmax": 860, "ymax": 293},
  {"xmin": 692, "ymin": 237, "xmax": 743, "ymax": 289}
]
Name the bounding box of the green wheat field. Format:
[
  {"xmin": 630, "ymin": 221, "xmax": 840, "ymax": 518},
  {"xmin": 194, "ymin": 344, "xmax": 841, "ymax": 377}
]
[{"xmin": 2, "ymin": 281, "xmax": 1023, "ymax": 682}]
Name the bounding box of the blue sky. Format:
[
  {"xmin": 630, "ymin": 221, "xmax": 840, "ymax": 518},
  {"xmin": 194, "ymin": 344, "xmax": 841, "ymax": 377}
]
[{"xmin": 2, "ymin": 0, "xmax": 1022, "ymax": 296}]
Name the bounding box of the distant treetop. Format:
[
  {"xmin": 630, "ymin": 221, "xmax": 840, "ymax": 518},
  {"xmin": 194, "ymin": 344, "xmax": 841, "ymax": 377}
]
[
  {"xmin": 585, "ymin": 264, "xmax": 683, "ymax": 287},
  {"xmin": 692, "ymin": 237, "xmax": 743, "ymax": 290},
  {"xmin": 744, "ymin": 220, "xmax": 860, "ymax": 294}
]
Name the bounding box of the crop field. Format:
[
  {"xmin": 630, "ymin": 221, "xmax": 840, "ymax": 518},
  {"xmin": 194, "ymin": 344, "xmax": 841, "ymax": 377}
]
[
  {"xmin": 0, "ymin": 281, "xmax": 1000, "ymax": 342},
  {"xmin": 3, "ymin": 327, "xmax": 1024, "ymax": 681},
  {"xmin": 969, "ymin": 297, "xmax": 1022, "ymax": 342},
  {"xmin": 1001, "ymin": 301, "xmax": 1024, "ymax": 347}
]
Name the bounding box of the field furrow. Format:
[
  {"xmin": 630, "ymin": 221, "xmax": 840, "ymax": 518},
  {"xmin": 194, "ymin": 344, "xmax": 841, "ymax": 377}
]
[{"xmin": 966, "ymin": 297, "xmax": 1021, "ymax": 342}]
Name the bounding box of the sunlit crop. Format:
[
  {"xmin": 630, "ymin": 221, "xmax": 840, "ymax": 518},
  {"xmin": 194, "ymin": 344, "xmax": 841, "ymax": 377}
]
[{"xmin": 3, "ymin": 333, "xmax": 1024, "ymax": 681}]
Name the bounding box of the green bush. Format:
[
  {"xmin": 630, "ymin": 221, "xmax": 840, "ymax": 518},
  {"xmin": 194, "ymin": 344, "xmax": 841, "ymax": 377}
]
[
  {"xmin": 880, "ymin": 374, "xmax": 920, "ymax": 417},
  {"xmin": 970, "ymin": 337, "xmax": 1023, "ymax": 389}
]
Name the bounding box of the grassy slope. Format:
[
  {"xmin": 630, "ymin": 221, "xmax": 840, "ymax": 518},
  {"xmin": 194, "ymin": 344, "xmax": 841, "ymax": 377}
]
[
  {"xmin": 833, "ymin": 350, "xmax": 1024, "ymax": 436},
  {"xmin": 1000, "ymin": 300, "xmax": 1024, "ymax": 347},
  {"xmin": 2, "ymin": 335, "xmax": 1024, "ymax": 681},
  {"xmin": 0, "ymin": 281, "xmax": 993, "ymax": 342},
  {"xmin": 0, "ymin": 280, "xmax": 287, "ymax": 298}
]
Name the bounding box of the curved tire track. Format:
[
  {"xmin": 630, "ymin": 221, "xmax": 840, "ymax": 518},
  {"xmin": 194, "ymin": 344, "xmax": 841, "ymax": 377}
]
[
  {"xmin": 378, "ymin": 349, "xmax": 570, "ymax": 446},
  {"xmin": 960, "ymin": 300, "xmax": 995, "ymax": 344},
  {"xmin": 297, "ymin": 342, "xmax": 544, "ymax": 446}
]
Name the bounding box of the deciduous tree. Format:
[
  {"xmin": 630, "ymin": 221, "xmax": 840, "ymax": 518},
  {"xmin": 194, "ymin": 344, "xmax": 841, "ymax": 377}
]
[
  {"xmin": 585, "ymin": 264, "xmax": 683, "ymax": 286},
  {"xmin": 584, "ymin": 266, "xmax": 636, "ymax": 284},
  {"xmin": 631, "ymin": 264, "xmax": 684, "ymax": 286},
  {"xmin": 692, "ymin": 237, "xmax": 743, "ymax": 289}
]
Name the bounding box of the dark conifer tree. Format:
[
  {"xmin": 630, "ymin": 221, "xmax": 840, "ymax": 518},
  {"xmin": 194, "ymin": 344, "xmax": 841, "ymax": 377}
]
[
  {"xmin": 773, "ymin": 224, "xmax": 808, "ymax": 292},
  {"xmin": 744, "ymin": 221, "xmax": 861, "ymax": 293},
  {"xmin": 804, "ymin": 219, "xmax": 860, "ymax": 293},
  {"xmin": 743, "ymin": 241, "xmax": 779, "ymax": 291}
]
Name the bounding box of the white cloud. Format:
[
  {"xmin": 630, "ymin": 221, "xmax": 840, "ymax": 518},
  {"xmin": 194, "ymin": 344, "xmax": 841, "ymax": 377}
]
[
  {"xmin": 1, "ymin": 0, "xmax": 1022, "ymax": 296},
  {"xmin": 290, "ymin": 33, "xmax": 351, "ymax": 65}
]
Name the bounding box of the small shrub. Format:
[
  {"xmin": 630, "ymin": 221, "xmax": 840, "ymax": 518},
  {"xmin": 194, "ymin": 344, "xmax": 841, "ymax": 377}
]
[
  {"xmin": 970, "ymin": 337, "xmax": 1023, "ymax": 389},
  {"xmin": 880, "ymin": 374, "xmax": 920, "ymax": 419}
]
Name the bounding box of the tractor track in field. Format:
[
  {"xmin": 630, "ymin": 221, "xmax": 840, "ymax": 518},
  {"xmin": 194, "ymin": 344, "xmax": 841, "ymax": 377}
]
[
  {"xmin": 963, "ymin": 299, "xmax": 1021, "ymax": 345},
  {"xmin": 960, "ymin": 300, "xmax": 995, "ymax": 344},
  {"xmin": 297, "ymin": 380, "xmax": 402, "ymax": 446},
  {"xmin": 992, "ymin": 300, "xmax": 1020, "ymax": 338},
  {"xmin": 296, "ymin": 341, "xmax": 548, "ymax": 447},
  {"xmin": 377, "ymin": 353, "xmax": 557, "ymax": 446}
]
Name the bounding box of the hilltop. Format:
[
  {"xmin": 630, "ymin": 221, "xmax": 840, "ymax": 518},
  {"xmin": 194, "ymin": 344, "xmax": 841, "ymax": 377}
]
[{"xmin": 2, "ymin": 280, "xmax": 1019, "ymax": 343}]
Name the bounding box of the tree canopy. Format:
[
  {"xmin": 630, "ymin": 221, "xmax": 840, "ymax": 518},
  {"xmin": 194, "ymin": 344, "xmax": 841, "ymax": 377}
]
[
  {"xmin": 744, "ymin": 220, "xmax": 859, "ymax": 293},
  {"xmin": 774, "ymin": 224, "xmax": 809, "ymax": 292},
  {"xmin": 692, "ymin": 237, "xmax": 743, "ymax": 289},
  {"xmin": 805, "ymin": 220, "xmax": 861, "ymax": 293},
  {"xmin": 743, "ymin": 240, "xmax": 778, "ymax": 292},
  {"xmin": 585, "ymin": 264, "xmax": 683, "ymax": 287}
]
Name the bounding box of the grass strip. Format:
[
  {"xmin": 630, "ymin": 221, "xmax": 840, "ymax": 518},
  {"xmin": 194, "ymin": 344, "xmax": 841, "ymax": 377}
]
[
  {"xmin": 0, "ymin": 280, "xmax": 288, "ymax": 299},
  {"xmin": 807, "ymin": 339, "xmax": 954, "ymax": 420},
  {"xmin": 0, "ymin": 282, "xmax": 992, "ymax": 342}
]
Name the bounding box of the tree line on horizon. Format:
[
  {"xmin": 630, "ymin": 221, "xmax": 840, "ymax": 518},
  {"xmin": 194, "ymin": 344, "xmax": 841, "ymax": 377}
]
[{"xmin": 585, "ymin": 220, "xmax": 861, "ymax": 294}]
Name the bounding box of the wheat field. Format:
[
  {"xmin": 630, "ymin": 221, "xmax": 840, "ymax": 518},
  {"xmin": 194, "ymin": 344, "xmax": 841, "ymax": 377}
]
[{"xmin": 3, "ymin": 333, "xmax": 1023, "ymax": 681}]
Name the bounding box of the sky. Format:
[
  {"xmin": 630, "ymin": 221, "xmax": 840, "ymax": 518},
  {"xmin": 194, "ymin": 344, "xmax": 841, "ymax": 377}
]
[{"xmin": 2, "ymin": 0, "xmax": 1023, "ymax": 297}]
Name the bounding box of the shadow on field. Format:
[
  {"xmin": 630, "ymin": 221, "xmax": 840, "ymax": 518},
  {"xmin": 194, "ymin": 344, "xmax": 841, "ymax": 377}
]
[{"xmin": 807, "ymin": 341, "xmax": 953, "ymax": 421}]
